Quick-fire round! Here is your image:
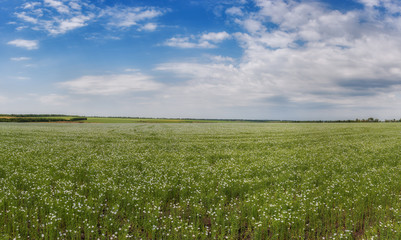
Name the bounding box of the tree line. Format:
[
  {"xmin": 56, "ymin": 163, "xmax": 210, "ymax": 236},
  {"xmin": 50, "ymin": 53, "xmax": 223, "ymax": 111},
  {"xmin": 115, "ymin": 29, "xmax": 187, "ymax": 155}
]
[{"xmin": 0, "ymin": 117, "xmax": 87, "ymax": 122}]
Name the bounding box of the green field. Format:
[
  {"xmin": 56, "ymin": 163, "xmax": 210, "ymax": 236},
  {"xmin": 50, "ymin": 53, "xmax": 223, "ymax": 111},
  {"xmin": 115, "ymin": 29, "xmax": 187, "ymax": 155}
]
[{"xmin": 1, "ymin": 123, "xmax": 401, "ymax": 239}]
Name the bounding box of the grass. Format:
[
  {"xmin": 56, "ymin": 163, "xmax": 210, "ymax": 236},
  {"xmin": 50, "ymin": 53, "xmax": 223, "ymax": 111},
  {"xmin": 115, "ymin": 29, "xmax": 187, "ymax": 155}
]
[{"xmin": 1, "ymin": 122, "xmax": 401, "ymax": 239}]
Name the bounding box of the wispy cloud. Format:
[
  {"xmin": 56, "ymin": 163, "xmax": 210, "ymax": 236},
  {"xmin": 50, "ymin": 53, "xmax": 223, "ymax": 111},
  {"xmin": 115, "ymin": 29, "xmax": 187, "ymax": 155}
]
[
  {"xmin": 124, "ymin": 68, "xmax": 140, "ymax": 72},
  {"xmin": 51, "ymin": 14, "xmax": 94, "ymax": 35},
  {"xmin": 22, "ymin": 2, "xmax": 41, "ymax": 9},
  {"xmin": 7, "ymin": 39, "xmax": 38, "ymax": 50},
  {"xmin": 165, "ymin": 31, "xmax": 230, "ymax": 48},
  {"xmin": 10, "ymin": 57, "xmax": 31, "ymax": 61},
  {"xmin": 14, "ymin": 1, "xmax": 167, "ymax": 35},
  {"xmin": 15, "ymin": 0, "xmax": 95, "ymax": 35},
  {"xmin": 101, "ymin": 6, "xmax": 165, "ymax": 29},
  {"xmin": 15, "ymin": 12, "xmax": 39, "ymax": 24},
  {"xmin": 14, "ymin": 76, "xmax": 31, "ymax": 80},
  {"xmin": 59, "ymin": 73, "xmax": 163, "ymax": 95},
  {"xmin": 356, "ymin": 0, "xmax": 401, "ymax": 11},
  {"xmin": 44, "ymin": 0, "xmax": 70, "ymax": 14}
]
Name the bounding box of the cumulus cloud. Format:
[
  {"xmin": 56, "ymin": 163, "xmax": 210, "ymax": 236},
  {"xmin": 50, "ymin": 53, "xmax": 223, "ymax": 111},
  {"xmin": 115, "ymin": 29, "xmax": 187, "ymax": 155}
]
[
  {"xmin": 7, "ymin": 39, "xmax": 38, "ymax": 50},
  {"xmin": 165, "ymin": 31, "xmax": 230, "ymax": 48},
  {"xmin": 59, "ymin": 73, "xmax": 163, "ymax": 95},
  {"xmin": 237, "ymin": 0, "xmax": 401, "ymax": 100},
  {"xmin": 156, "ymin": 0, "xmax": 401, "ymax": 119}
]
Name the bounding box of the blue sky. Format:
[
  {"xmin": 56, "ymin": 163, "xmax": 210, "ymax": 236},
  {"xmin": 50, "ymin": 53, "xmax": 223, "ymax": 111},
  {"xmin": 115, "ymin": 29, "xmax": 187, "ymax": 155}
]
[{"xmin": 1, "ymin": 0, "xmax": 401, "ymax": 120}]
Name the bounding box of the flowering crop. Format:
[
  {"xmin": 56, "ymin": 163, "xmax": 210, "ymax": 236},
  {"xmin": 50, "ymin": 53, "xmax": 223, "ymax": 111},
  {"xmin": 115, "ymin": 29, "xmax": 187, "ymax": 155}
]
[{"xmin": 1, "ymin": 122, "xmax": 401, "ymax": 239}]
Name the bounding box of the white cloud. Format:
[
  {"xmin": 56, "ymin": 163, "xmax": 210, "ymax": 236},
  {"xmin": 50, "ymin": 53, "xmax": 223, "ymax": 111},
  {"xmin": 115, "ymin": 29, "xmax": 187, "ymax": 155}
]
[
  {"xmin": 10, "ymin": 57, "xmax": 31, "ymax": 61},
  {"xmin": 15, "ymin": 0, "xmax": 95, "ymax": 35},
  {"xmin": 164, "ymin": 37, "xmax": 205, "ymax": 48},
  {"xmin": 155, "ymin": 0, "xmax": 401, "ymax": 119},
  {"xmin": 15, "ymin": 12, "xmax": 39, "ymax": 24},
  {"xmin": 240, "ymin": 19, "xmax": 265, "ymax": 34},
  {"xmin": 59, "ymin": 73, "xmax": 163, "ymax": 95},
  {"xmin": 165, "ymin": 31, "xmax": 230, "ymax": 48},
  {"xmin": 69, "ymin": 2, "xmax": 82, "ymax": 11},
  {"xmin": 49, "ymin": 14, "xmax": 93, "ymax": 35},
  {"xmin": 226, "ymin": 7, "xmax": 243, "ymax": 16},
  {"xmin": 16, "ymin": 26, "xmax": 28, "ymax": 31},
  {"xmin": 357, "ymin": 0, "xmax": 381, "ymax": 7},
  {"xmin": 200, "ymin": 31, "xmax": 230, "ymax": 42},
  {"xmin": 14, "ymin": 1, "xmax": 166, "ymax": 35},
  {"xmin": 139, "ymin": 22, "xmax": 158, "ymax": 31},
  {"xmin": 23, "ymin": 2, "xmax": 41, "ymax": 9},
  {"xmin": 209, "ymin": 55, "xmax": 235, "ymax": 63},
  {"xmin": 44, "ymin": 0, "xmax": 71, "ymax": 14},
  {"xmin": 101, "ymin": 6, "xmax": 165, "ymax": 28},
  {"xmin": 7, "ymin": 39, "xmax": 38, "ymax": 50}
]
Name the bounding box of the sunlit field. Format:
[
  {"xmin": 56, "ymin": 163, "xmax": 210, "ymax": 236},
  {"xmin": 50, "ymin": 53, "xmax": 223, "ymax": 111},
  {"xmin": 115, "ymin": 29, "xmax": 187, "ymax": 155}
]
[{"xmin": 1, "ymin": 123, "xmax": 401, "ymax": 239}]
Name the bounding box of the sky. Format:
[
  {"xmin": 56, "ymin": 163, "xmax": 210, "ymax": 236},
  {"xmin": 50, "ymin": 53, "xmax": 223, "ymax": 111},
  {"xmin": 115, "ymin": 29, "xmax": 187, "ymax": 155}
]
[{"xmin": 1, "ymin": 0, "xmax": 401, "ymax": 120}]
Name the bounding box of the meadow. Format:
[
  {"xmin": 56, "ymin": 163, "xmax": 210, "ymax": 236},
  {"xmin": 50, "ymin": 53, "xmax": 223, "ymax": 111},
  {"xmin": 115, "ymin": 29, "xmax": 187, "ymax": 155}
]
[{"xmin": 1, "ymin": 122, "xmax": 401, "ymax": 239}]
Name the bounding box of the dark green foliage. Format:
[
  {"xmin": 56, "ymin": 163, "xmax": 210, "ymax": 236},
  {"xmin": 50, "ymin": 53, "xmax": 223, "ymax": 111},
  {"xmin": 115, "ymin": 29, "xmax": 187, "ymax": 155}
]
[
  {"xmin": 0, "ymin": 117, "xmax": 86, "ymax": 122},
  {"xmin": 69, "ymin": 117, "xmax": 87, "ymax": 121},
  {"xmin": 0, "ymin": 117, "xmax": 66, "ymax": 122}
]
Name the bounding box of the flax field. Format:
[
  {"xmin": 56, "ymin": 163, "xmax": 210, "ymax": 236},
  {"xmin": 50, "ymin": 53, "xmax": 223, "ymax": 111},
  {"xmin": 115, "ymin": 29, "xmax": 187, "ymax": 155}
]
[{"xmin": 1, "ymin": 123, "xmax": 401, "ymax": 239}]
